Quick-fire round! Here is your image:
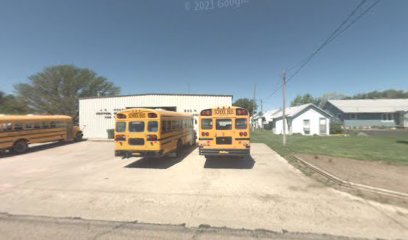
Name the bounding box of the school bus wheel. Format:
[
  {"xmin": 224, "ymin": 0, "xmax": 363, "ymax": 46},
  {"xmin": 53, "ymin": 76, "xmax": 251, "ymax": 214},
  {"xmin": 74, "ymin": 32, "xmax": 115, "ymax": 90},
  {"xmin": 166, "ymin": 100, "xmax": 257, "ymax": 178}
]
[
  {"xmin": 176, "ymin": 140, "xmax": 182, "ymax": 158},
  {"xmin": 13, "ymin": 140, "xmax": 28, "ymax": 154},
  {"xmin": 74, "ymin": 132, "xmax": 83, "ymax": 142}
]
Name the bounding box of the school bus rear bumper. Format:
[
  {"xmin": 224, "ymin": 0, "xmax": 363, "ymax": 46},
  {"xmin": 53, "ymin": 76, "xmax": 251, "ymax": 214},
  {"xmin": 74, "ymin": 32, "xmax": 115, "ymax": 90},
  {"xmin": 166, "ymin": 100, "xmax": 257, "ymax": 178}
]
[
  {"xmin": 115, "ymin": 150, "xmax": 163, "ymax": 158},
  {"xmin": 199, "ymin": 148, "xmax": 250, "ymax": 156}
]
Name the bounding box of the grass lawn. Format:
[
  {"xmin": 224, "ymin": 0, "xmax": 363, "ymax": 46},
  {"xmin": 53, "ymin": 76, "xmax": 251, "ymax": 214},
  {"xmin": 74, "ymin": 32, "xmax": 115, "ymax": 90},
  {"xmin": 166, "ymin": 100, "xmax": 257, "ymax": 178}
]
[{"xmin": 251, "ymin": 130, "xmax": 408, "ymax": 165}]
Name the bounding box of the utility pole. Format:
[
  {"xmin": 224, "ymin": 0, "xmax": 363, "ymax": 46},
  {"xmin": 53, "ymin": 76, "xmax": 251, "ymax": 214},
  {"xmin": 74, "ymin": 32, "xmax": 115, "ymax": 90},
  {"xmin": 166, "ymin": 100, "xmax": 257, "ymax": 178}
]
[
  {"xmin": 252, "ymin": 84, "xmax": 256, "ymax": 131},
  {"xmin": 282, "ymin": 70, "xmax": 287, "ymax": 146},
  {"xmin": 260, "ymin": 99, "xmax": 263, "ymax": 114}
]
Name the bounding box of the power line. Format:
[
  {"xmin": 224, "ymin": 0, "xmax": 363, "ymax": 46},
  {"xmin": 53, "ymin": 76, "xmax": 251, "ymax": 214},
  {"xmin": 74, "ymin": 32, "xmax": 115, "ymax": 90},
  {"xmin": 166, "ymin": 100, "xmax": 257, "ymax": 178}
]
[
  {"xmin": 287, "ymin": 0, "xmax": 380, "ymax": 81},
  {"xmin": 287, "ymin": 0, "xmax": 368, "ymax": 72},
  {"xmin": 264, "ymin": 0, "xmax": 381, "ymax": 100}
]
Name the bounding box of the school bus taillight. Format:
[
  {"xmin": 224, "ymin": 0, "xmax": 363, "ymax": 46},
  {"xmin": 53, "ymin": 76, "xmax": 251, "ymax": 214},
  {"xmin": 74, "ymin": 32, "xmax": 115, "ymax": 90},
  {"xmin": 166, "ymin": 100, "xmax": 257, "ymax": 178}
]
[
  {"xmin": 200, "ymin": 109, "xmax": 212, "ymax": 116},
  {"xmin": 146, "ymin": 134, "xmax": 158, "ymax": 141},
  {"xmin": 117, "ymin": 113, "xmax": 127, "ymax": 119},
  {"xmin": 148, "ymin": 113, "xmax": 157, "ymax": 118},
  {"xmin": 201, "ymin": 132, "xmax": 209, "ymax": 137},
  {"xmin": 115, "ymin": 134, "xmax": 126, "ymax": 141},
  {"xmin": 236, "ymin": 108, "xmax": 248, "ymax": 115},
  {"xmin": 239, "ymin": 132, "xmax": 248, "ymax": 137}
]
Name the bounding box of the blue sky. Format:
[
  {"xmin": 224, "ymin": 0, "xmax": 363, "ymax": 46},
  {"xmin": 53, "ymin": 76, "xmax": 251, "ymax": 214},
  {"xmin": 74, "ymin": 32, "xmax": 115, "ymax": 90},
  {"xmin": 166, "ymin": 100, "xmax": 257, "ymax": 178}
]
[{"xmin": 0, "ymin": 0, "xmax": 407, "ymax": 110}]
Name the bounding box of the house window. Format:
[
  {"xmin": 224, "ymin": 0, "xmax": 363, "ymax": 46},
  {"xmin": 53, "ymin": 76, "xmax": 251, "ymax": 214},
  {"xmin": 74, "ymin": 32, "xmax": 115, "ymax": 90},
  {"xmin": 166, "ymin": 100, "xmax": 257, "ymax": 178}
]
[
  {"xmin": 349, "ymin": 113, "xmax": 357, "ymax": 120},
  {"xmin": 303, "ymin": 119, "xmax": 310, "ymax": 135},
  {"xmin": 319, "ymin": 118, "xmax": 327, "ymax": 135},
  {"xmin": 382, "ymin": 113, "xmax": 394, "ymax": 121}
]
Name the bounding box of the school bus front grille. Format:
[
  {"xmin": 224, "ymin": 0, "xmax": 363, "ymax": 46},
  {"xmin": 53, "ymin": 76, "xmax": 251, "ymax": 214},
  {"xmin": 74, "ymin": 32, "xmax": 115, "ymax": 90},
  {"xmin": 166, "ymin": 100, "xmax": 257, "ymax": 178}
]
[
  {"xmin": 128, "ymin": 138, "xmax": 144, "ymax": 146},
  {"xmin": 216, "ymin": 137, "xmax": 232, "ymax": 145}
]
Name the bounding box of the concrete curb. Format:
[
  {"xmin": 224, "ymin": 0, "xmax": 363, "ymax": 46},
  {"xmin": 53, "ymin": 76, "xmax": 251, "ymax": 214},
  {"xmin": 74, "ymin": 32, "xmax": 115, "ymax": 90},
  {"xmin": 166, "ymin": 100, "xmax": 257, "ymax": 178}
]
[{"xmin": 293, "ymin": 155, "xmax": 408, "ymax": 201}]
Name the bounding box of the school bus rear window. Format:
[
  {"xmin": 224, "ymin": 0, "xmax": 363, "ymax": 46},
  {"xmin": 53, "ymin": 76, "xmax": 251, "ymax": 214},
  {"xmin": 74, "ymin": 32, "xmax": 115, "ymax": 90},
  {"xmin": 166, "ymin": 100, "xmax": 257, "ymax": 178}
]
[
  {"xmin": 216, "ymin": 119, "xmax": 232, "ymax": 130},
  {"xmin": 129, "ymin": 121, "xmax": 144, "ymax": 132},
  {"xmin": 201, "ymin": 119, "xmax": 212, "ymax": 129},
  {"xmin": 116, "ymin": 122, "xmax": 126, "ymax": 132},
  {"xmin": 148, "ymin": 121, "xmax": 158, "ymax": 132},
  {"xmin": 236, "ymin": 119, "xmax": 247, "ymax": 129}
]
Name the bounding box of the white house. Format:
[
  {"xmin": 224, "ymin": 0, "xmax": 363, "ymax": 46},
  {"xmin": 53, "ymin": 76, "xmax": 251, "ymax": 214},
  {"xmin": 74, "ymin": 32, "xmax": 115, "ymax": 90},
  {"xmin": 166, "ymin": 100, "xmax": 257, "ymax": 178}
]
[
  {"xmin": 251, "ymin": 112, "xmax": 264, "ymax": 129},
  {"xmin": 266, "ymin": 104, "xmax": 332, "ymax": 135}
]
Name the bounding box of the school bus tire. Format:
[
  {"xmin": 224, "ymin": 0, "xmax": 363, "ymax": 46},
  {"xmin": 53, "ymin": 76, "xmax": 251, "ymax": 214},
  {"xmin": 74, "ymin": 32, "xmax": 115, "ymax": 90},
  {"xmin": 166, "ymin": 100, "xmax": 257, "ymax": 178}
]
[
  {"xmin": 13, "ymin": 140, "xmax": 28, "ymax": 154},
  {"xmin": 74, "ymin": 132, "xmax": 83, "ymax": 142},
  {"xmin": 176, "ymin": 140, "xmax": 182, "ymax": 158}
]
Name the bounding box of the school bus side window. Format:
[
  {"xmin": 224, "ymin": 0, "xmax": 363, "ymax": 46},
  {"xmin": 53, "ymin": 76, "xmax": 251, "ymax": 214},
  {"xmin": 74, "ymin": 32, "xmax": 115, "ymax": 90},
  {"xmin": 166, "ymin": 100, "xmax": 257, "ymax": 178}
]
[
  {"xmin": 14, "ymin": 123, "xmax": 23, "ymax": 130},
  {"xmin": 161, "ymin": 121, "xmax": 167, "ymax": 132},
  {"xmin": 201, "ymin": 119, "xmax": 212, "ymax": 129},
  {"xmin": 235, "ymin": 119, "xmax": 247, "ymax": 129},
  {"xmin": 0, "ymin": 123, "xmax": 12, "ymax": 132},
  {"xmin": 116, "ymin": 122, "xmax": 126, "ymax": 132}
]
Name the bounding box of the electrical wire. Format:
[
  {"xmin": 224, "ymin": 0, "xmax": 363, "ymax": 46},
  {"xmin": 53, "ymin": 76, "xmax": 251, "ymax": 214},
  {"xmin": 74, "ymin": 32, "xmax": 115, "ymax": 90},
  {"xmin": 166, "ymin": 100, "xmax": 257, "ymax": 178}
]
[{"xmin": 263, "ymin": 0, "xmax": 381, "ymax": 100}]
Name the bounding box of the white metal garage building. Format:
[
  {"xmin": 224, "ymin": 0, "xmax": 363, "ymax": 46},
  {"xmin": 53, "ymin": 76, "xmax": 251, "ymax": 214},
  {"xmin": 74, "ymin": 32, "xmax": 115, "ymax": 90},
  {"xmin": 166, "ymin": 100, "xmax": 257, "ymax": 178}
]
[{"xmin": 79, "ymin": 93, "xmax": 233, "ymax": 139}]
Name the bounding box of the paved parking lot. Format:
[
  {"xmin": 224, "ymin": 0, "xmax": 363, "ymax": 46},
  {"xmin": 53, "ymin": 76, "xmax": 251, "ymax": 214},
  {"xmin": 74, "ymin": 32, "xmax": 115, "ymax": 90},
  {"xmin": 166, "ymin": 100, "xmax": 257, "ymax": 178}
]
[{"xmin": 0, "ymin": 141, "xmax": 407, "ymax": 239}]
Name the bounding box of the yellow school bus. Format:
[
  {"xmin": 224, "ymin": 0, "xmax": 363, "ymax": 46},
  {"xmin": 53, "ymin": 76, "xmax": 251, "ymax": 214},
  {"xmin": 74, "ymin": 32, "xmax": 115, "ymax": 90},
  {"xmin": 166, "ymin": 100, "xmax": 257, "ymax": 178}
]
[
  {"xmin": 0, "ymin": 115, "xmax": 83, "ymax": 154},
  {"xmin": 114, "ymin": 108, "xmax": 196, "ymax": 158},
  {"xmin": 199, "ymin": 106, "xmax": 250, "ymax": 157}
]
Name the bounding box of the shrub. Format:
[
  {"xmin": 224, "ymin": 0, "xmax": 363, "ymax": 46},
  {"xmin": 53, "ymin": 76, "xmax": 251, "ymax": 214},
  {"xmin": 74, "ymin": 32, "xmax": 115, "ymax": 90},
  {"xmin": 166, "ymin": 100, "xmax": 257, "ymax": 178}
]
[{"xmin": 330, "ymin": 122, "xmax": 344, "ymax": 134}]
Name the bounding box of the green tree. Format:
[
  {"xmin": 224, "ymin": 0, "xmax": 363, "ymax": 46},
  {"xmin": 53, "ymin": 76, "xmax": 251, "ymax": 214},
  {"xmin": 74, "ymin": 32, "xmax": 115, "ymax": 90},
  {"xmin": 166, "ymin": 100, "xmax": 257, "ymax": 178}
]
[
  {"xmin": 15, "ymin": 65, "xmax": 120, "ymax": 121},
  {"xmin": 290, "ymin": 94, "xmax": 319, "ymax": 107},
  {"xmin": 349, "ymin": 89, "xmax": 408, "ymax": 99},
  {"xmin": 0, "ymin": 91, "xmax": 28, "ymax": 114},
  {"xmin": 233, "ymin": 98, "xmax": 257, "ymax": 116},
  {"xmin": 318, "ymin": 92, "xmax": 347, "ymax": 107}
]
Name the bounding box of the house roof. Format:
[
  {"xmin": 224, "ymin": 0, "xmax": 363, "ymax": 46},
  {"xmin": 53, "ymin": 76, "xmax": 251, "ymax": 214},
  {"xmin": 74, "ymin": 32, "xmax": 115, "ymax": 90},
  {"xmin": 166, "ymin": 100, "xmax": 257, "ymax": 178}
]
[
  {"xmin": 265, "ymin": 103, "xmax": 332, "ymax": 121},
  {"xmin": 327, "ymin": 99, "xmax": 408, "ymax": 113},
  {"xmin": 270, "ymin": 104, "xmax": 311, "ymax": 119},
  {"xmin": 261, "ymin": 109, "xmax": 280, "ymax": 121},
  {"xmin": 251, "ymin": 112, "xmax": 263, "ymax": 120}
]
